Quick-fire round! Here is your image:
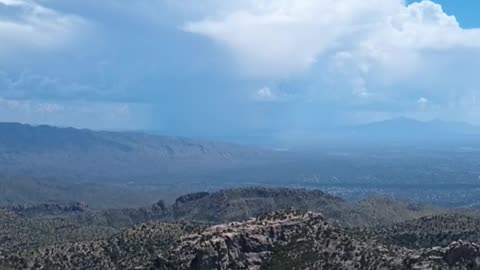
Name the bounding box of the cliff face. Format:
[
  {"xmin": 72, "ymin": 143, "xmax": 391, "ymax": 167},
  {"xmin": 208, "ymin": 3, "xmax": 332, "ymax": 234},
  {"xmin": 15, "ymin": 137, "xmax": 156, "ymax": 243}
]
[{"xmin": 163, "ymin": 211, "xmax": 330, "ymax": 270}]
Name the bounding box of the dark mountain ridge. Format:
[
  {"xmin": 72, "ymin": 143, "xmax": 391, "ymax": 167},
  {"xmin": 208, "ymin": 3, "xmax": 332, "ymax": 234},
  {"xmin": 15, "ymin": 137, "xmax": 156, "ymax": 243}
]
[{"xmin": 1, "ymin": 187, "xmax": 443, "ymax": 230}]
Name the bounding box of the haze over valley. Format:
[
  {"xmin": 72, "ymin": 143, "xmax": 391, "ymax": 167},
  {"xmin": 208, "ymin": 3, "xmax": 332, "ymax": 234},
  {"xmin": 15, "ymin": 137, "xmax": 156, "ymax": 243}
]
[{"xmin": 2, "ymin": 119, "xmax": 480, "ymax": 208}]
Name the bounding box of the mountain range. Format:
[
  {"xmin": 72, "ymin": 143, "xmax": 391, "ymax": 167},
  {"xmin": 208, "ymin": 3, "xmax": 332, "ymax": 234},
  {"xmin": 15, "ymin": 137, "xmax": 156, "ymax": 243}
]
[
  {"xmin": 0, "ymin": 122, "xmax": 271, "ymax": 184},
  {"xmin": 1, "ymin": 118, "xmax": 478, "ymax": 183},
  {"xmin": 1, "ymin": 118, "xmax": 478, "ymax": 169}
]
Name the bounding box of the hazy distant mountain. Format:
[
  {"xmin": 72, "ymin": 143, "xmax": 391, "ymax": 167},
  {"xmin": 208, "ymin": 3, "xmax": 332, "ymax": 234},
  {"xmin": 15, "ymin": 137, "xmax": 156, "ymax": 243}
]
[
  {"xmin": 0, "ymin": 122, "xmax": 271, "ymax": 184},
  {"xmin": 269, "ymin": 117, "xmax": 480, "ymax": 147},
  {"xmin": 350, "ymin": 117, "xmax": 480, "ymax": 142},
  {"xmin": 357, "ymin": 117, "xmax": 480, "ymax": 135},
  {"xmin": 0, "ymin": 122, "xmax": 264, "ymax": 156}
]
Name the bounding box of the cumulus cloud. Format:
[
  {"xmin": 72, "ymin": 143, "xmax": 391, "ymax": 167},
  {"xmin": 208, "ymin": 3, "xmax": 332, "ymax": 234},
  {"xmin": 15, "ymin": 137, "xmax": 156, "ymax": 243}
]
[
  {"xmin": 0, "ymin": 0, "xmax": 88, "ymax": 56},
  {"xmin": 184, "ymin": 0, "xmax": 480, "ymax": 78},
  {"xmin": 184, "ymin": 0, "xmax": 480, "ymax": 124},
  {"xmin": 184, "ymin": 0, "xmax": 395, "ymax": 77}
]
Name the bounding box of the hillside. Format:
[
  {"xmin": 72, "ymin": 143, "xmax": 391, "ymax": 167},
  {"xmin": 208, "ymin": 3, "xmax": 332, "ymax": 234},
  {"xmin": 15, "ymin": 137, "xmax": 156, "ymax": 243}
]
[
  {"xmin": 171, "ymin": 187, "xmax": 346, "ymax": 223},
  {"xmin": 364, "ymin": 214, "xmax": 480, "ymax": 249},
  {"xmin": 56, "ymin": 187, "xmax": 440, "ymax": 228}
]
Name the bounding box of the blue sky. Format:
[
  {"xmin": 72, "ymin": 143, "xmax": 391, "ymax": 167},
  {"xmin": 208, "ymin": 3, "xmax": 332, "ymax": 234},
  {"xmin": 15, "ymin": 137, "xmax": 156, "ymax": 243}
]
[
  {"xmin": 409, "ymin": 0, "xmax": 479, "ymax": 28},
  {"xmin": 0, "ymin": 0, "xmax": 480, "ymax": 142}
]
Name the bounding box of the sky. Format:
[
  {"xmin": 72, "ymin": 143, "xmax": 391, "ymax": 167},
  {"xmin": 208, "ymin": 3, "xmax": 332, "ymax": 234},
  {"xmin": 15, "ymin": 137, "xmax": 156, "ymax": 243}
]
[{"xmin": 0, "ymin": 0, "xmax": 480, "ymax": 141}]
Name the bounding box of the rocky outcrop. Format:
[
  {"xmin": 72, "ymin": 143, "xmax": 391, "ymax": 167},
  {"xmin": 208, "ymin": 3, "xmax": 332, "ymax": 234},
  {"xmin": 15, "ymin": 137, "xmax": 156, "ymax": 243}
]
[
  {"xmin": 8, "ymin": 201, "xmax": 89, "ymax": 217},
  {"xmin": 156, "ymin": 211, "xmax": 480, "ymax": 270},
  {"xmin": 162, "ymin": 210, "xmax": 328, "ymax": 270},
  {"xmin": 175, "ymin": 192, "xmax": 210, "ymax": 204}
]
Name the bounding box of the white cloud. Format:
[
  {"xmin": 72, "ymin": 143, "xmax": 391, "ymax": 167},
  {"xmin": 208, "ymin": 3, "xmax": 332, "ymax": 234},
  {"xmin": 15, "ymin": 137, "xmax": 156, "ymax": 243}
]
[
  {"xmin": 184, "ymin": 0, "xmax": 480, "ymax": 124},
  {"xmin": 254, "ymin": 86, "xmax": 277, "ymax": 102},
  {"xmin": 184, "ymin": 0, "xmax": 400, "ymax": 78},
  {"xmin": 0, "ymin": 0, "xmax": 89, "ymax": 56},
  {"xmin": 184, "ymin": 0, "xmax": 480, "ymax": 78},
  {"xmin": 417, "ymin": 97, "xmax": 429, "ymax": 104}
]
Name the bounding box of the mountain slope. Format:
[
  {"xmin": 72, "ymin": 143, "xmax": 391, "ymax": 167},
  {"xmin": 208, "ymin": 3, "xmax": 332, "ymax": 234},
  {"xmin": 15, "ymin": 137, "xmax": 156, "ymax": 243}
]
[{"xmin": 366, "ymin": 214, "xmax": 480, "ymax": 249}]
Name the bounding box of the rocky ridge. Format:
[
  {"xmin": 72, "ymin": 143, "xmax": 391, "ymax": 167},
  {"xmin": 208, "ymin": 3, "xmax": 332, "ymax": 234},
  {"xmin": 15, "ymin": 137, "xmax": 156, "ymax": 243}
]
[
  {"xmin": 1, "ymin": 188, "xmax": 479, "ymax": 269},
  {"xmin": 158, "ymin": 210, "xmax": 480, "ymax": 270},
  {"xmin": 8, "ymin": 201, "xmax": 89, "ymax": 218}
]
